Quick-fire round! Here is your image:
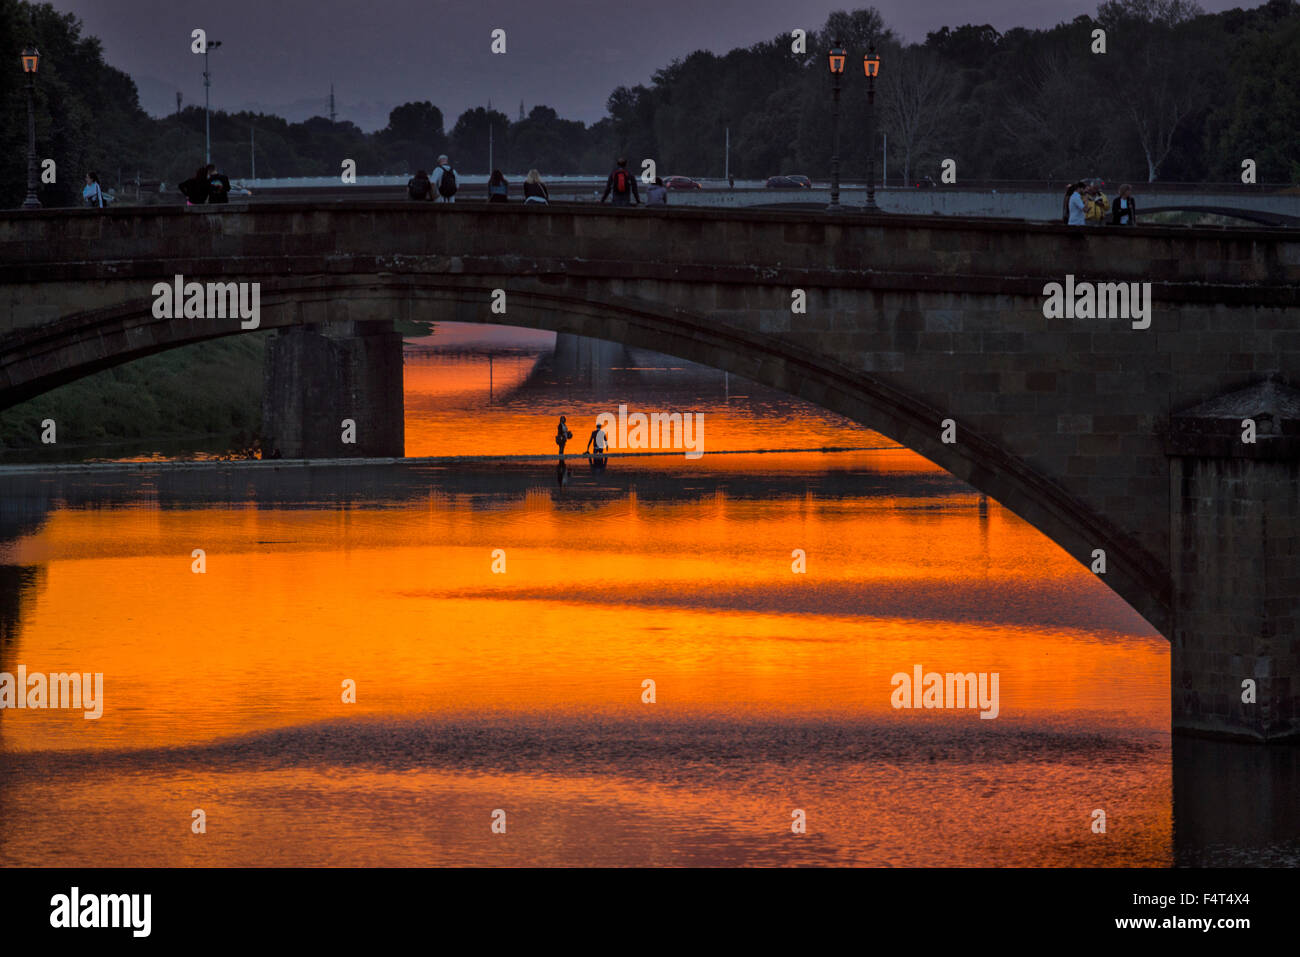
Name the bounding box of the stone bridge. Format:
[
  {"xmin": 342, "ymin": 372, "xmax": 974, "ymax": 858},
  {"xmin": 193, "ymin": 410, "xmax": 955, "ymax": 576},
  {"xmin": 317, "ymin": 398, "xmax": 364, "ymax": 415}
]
[{"xmin": 1, "ymin": 203, "xmax": 1297, "ymax": 741}]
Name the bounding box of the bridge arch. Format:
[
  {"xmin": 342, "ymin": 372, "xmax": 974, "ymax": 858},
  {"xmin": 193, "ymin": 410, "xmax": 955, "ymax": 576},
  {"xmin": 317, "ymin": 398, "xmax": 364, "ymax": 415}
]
[{"xmin": 0, "ymin": 271, "xmax": 1172, "ymax": 641}]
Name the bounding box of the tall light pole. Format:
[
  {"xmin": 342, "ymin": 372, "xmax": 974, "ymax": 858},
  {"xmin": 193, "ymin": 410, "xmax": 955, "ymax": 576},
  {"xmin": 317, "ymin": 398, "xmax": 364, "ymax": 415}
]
[
  {"xmin": 21, "ymin": 47, "xmax": 41, "ymax": 209},
  {"xmin": 863, "ymin": 44, "xmax": 881, "ymax": 211},
  {"xmin": 827, "ymin": 41, "xmax": 846, "ymax": 212},
  {"xmin": 203, "ymin": 39, "xmax": 223, "ymax": 165}
]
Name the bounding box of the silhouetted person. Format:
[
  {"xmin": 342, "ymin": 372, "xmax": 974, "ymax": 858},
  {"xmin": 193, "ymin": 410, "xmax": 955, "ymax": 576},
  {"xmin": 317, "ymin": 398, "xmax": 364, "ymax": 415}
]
[
  {"xmin": 488, "ymin": 169, "xmax": 509, "ymax": 202},
  {"xmin": 206, "ymin": 164, "xmax": 231, "ymax": 204},
  {"xmin": 555, "ymin": 415, "xmax": 573, "ymax": 456},
  {"xmin": 524, "ymin": 169, "xmax": 550, "ymax": 204},
  {"xmin": 585, "ymin": 421, "xmax": 609, "ymax": 455},
  {"xmin": 646, "ymin": 176, "xmax": 667, "ymax": 206},
  {"xmin": 408, "ymin": 169, "xmax": 433, "ymax": 200},
  {"xmin": 600, "ymin": 158, "xmax": 640, "ymax": 206},
  {"xmin": 180, "ymin": 166, "xmax": 210, "ymax": 205},
  {"xmin": 1112, "ymin": 184, "xmax": 1137, "ymax": 226}
]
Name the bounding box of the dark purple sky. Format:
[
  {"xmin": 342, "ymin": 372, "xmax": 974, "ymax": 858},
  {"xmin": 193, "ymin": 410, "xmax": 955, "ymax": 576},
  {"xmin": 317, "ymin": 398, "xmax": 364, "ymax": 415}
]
[{"xmin": 53, "ymin": 0, "xmax": 1245, "ymax": 130}]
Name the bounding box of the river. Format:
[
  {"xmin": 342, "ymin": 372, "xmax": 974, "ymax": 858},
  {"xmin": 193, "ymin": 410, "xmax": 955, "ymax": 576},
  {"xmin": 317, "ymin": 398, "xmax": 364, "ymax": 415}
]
[{"xmin": 0, "ymin": 324, "xmax": 1292, "ymax": 866}]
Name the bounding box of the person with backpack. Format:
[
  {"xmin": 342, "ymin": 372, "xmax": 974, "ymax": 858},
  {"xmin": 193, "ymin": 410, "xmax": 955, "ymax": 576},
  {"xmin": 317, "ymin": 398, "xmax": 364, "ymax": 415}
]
[
  {"xmin": 82, "ymin": 171, "xmax": 104, "ymax": 209},
  {"xmin": 408, "ymin": 170, "xmax": 433, "ymax": 201},
  {"xmin": 523, "ymin": 169, "xmax": 550, "ymax": 204},
  {"xmin": 179, "ymin": 166, "xmax": 210, "ymax": 205},
  {"xmin": 600, "ymin": 158, "xmax": 640, "ymax": 206},
  {"xmin": 1112, "ymin": 184, "xmax": 1137, "ymax": 226},
  {"xmin": 488, "ymin": 169, "xmax": 509, "ymax": 202},
  {"xmin": 432, "ymin": 155, "xmax": 458, "ymax": 203}
]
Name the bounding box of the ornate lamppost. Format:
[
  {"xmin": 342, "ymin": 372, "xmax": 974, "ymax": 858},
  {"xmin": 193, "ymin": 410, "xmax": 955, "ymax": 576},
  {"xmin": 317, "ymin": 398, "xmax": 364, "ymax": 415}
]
[
  {"xmin": 827, "ymin": 41, "xmax": 846, "ymax": 212},
  {"xmin": 863, "ymin": 44, "xmax": 881, "ymax": 211},
  {"xmin": 22, "ymin": 46, "xmax": 41, "ymax": 210}
]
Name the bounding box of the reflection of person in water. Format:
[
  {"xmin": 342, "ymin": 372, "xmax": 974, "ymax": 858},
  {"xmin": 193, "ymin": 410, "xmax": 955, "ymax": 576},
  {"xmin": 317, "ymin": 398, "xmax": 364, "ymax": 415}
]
[{"xmin": 556, "ymin": 459, "xmax": 569, "ymax": 486}]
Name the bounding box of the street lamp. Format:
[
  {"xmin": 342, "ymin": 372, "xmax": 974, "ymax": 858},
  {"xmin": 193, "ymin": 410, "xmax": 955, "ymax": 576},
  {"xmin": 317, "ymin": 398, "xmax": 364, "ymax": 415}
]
[
  {"xmin": 863, "ymin": 44, "xmax": 881, "ymax": 211},
  {"xmin": 21, "ymin": 46, "xmax": 41, "ymax": 210},
  {"xmin": 203, "ymin": 39, "xmax": 223, "ymax": 165},
  {"xmin": 827, "ymin": 41, "xmax": 846, "ymax": 212}
]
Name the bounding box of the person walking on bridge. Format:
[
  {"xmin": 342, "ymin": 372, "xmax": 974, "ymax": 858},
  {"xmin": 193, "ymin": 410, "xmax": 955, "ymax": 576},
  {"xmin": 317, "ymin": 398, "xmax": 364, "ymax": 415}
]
[{"xmin": 601, "ymin": 158, "xmax": 640, "ymax": 206}]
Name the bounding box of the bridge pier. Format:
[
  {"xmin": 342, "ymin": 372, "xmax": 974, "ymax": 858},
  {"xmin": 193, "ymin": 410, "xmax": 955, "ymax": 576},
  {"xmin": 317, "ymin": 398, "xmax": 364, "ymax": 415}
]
[
  {"xmin": 261, "ymin": 320, "xmax": 404, "ymax": 459},
  {"xmin": 1167, "ymin": 380, "xmax": 1300, "ymax": 742}
]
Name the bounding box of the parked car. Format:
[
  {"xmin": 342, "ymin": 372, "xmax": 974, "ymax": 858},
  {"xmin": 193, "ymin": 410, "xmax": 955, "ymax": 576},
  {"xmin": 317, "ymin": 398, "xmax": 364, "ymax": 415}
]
[
  {"xmin": 765, "ymin": 175, "xmax": 806, "ymax": 188},
  {"xmin": 787, "ymin": 175, "xmax": 812, "ymax": 188},
  {"xmin": 914, "ymin": 175, "xmax": 936, "ymax": 189},
  {"xmin": 663, "ymin": 176, "xmax": 703, "ymax": 190}
]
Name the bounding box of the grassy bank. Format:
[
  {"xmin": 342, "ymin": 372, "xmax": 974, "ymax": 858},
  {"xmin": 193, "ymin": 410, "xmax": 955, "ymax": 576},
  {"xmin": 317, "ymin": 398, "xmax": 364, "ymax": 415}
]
[{"xmin": 0, "ymin": 333, "xmax": 268, "ymax": 451}]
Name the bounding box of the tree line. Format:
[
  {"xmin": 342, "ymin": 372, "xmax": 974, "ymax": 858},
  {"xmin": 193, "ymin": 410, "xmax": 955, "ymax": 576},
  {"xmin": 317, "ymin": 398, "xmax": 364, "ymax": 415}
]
[{"xmin": 2, "ymin": 0, "xmax": 1298, "ymax": 210}]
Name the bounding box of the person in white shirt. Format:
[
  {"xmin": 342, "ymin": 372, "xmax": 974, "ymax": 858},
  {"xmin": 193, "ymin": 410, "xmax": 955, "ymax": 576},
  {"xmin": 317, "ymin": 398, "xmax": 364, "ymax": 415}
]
[
  {"xmin": 431, "ymin": 155, "xmax": 458, "ymax": 203},
  {"xmin": 585, "ymin": 421, "xmax": 608, "ymax": 455},
  {"xmin": 1067, "ymin": 182, "xmax": 1087, "ymax": 226}
]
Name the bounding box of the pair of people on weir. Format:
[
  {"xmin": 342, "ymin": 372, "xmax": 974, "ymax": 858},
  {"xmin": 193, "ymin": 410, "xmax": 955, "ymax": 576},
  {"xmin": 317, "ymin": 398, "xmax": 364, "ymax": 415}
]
[
  {"xmin": 487, "ymin": 169, "xmax": 552, "ymax": 203},
  {"xmin": 179, "ymin": 164, "xmax": 231, "ymax": 205},
  {"xmin": 407, "ymin": 155, "xmax": 459, "ymax": 202},
  {"xmin": 555, "ymin": 415, "xmax": 608, "ymax": 457}
]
